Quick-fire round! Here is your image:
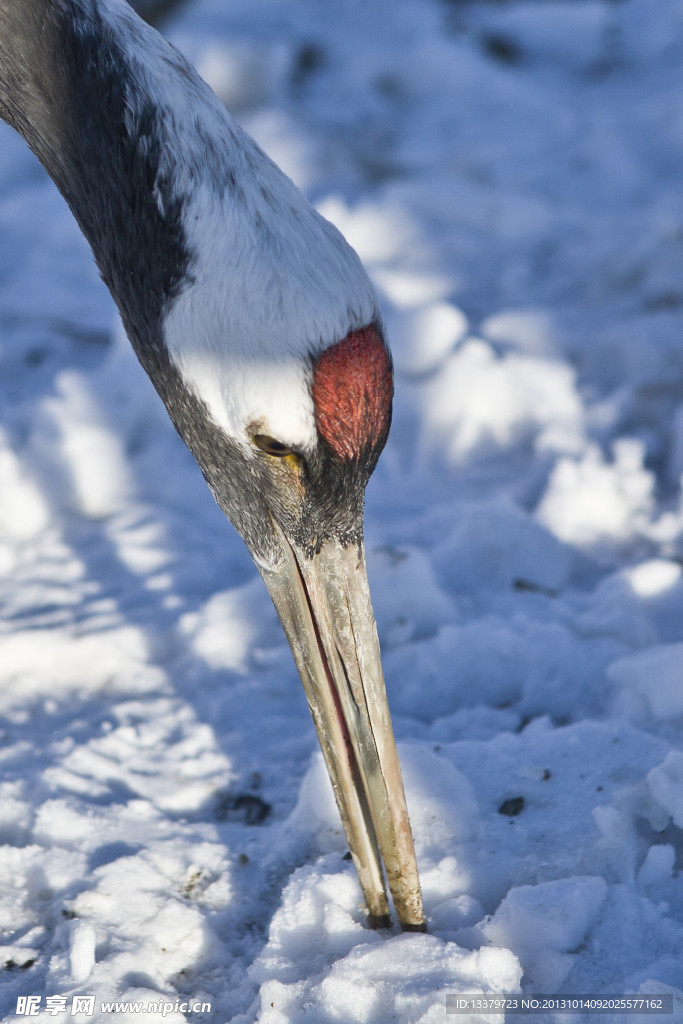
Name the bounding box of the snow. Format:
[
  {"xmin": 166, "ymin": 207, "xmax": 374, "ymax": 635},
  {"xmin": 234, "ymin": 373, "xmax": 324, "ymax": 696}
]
[
  {"xmin": 608, "ymin": 644, "xmax": 683, "ymax": 722},
  {"xmin": 3, "ymin": 0, "xmax": 683, "ymax": 1018},
  {"xmin": 647, "ymin": 753, "xmax": 683, "ymax": 830},
  {"xmin": 477, "ymin": 876, "xmax": 608, "ymax": 991}
]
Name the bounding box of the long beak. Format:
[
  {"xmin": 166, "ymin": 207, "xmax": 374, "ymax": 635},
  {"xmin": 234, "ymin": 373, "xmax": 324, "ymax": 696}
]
[{"xmin": 259, "ymin": 521, "xmax": 425, "ymax": 931}]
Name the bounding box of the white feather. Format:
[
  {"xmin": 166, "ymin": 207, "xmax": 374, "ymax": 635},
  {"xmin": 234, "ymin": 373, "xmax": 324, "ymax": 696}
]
[
  {"xmin": 165, "ymin": 180, "xmax": 378, "ymax": 452},
  {"xmin": 96, "ymin": 0, "xmax": 379, "ymax": 451}
]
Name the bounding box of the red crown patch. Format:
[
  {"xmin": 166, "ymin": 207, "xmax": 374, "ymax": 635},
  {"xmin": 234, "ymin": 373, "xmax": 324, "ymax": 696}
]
[{"xmin": 312, "ymin": 326, "xmax": 393, "ymax": 461}]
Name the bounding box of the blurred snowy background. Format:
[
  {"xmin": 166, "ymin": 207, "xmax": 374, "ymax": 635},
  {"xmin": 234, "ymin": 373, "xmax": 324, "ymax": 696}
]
[{"xmin": 1, "ymin": 0, "xmax": 683, "ymax": 1019}]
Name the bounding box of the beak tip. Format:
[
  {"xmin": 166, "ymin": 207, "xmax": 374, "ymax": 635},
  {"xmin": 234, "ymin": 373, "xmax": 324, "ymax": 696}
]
[
  {"xmin": 400, "ymin": 920, "xmax": 428, "ymax": 933},
  {"xmin": 367, "ymin": 913, "xmax": 392, "ymax": 930}
]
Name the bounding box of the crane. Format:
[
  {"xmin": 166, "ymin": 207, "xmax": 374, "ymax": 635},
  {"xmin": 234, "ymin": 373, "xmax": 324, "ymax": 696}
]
[{"xmin": 0, "ymin": 0, "xmax": 425, "ymax": 931}]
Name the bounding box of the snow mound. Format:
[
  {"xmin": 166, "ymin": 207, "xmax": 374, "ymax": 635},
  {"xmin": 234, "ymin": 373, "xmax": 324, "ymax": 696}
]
[
  {"xmin": 251, "ymin": 859, "xmax": 521, "ymax": 1023},
  {"xmin": 420, "ymin": 339, "xmax": 583, "ymax": 463},
  {"xmin": 479, "ymin": 877, "xmax": 607, "ymax": 991}
]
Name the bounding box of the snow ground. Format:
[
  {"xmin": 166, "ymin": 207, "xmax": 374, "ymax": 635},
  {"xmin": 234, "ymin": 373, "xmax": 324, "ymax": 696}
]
[{"xmin": 2, "ymin": 0, "xmax": 683, "ymax": 1019}]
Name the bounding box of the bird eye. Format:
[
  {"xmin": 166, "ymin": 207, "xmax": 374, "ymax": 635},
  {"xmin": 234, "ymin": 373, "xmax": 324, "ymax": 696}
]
[{"xmin": 253, "ymin": 434, "xmax": 294, "ymax": 457}]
